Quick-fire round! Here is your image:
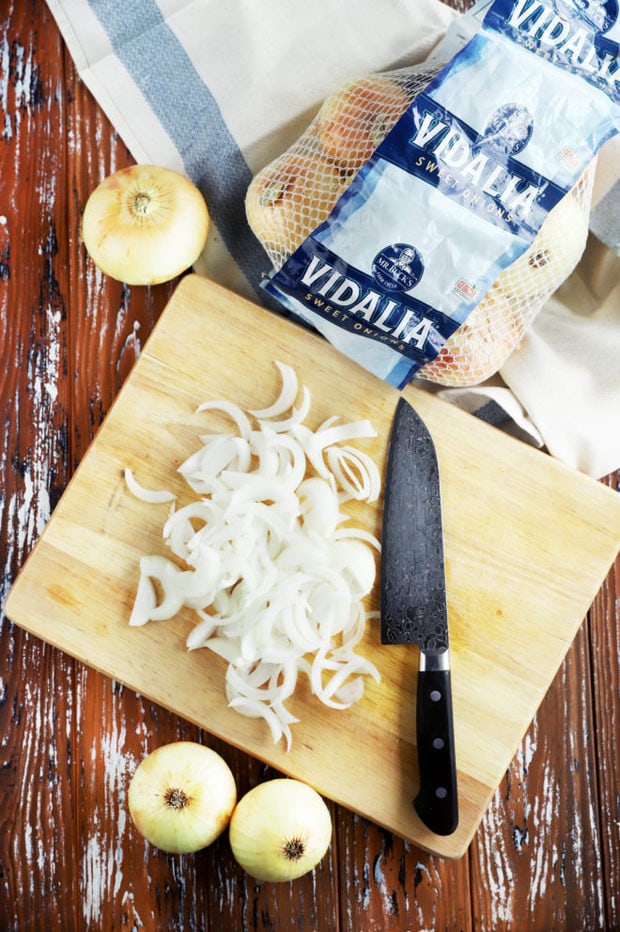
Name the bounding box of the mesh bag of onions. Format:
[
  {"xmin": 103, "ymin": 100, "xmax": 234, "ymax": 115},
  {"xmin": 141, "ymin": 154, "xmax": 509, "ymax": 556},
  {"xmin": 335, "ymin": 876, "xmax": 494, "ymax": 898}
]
[{"xmin": 246, "ymin": 6, "xmax": 613, "ymax": 389}]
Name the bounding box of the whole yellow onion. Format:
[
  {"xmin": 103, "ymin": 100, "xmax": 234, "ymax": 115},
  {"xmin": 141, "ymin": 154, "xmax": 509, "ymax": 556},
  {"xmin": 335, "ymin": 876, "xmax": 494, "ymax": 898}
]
[
  {"xmin": 81, "ymin": 164, "xmax": 209, "ymax": 285},
  {"xmin": 127, "ymin": 741, "xmax": 236, "ymax": 854},
  {"xmin": 229, "ymin": 778, "xmax": 332, "ymax": 882}
]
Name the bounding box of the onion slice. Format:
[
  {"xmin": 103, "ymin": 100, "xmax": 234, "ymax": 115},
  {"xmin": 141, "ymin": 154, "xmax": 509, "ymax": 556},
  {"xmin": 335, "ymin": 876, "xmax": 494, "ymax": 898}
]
[
  {"xmin": 249, "ymin": 361, "xmax": 298, "ymax": 418},
  {"xmin": 124, "ymin": 467, "xmax": 176, "ymax": 504},
  {"xmin": 258, "ymin": 385, "xmax": 311, "ymax": 433},
  {"xmin": 195, "ymin": 400, "xmax": 253, "ymax": 440}
]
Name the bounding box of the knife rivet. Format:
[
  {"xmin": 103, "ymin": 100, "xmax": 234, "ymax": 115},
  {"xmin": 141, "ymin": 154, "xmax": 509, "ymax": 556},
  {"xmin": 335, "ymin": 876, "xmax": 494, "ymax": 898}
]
[
  {"xmin": 432, "ymin": 738, "xmax": 445, "ymax": 750},
  {"xmin": 430, "ymin": 689, "xmax": 442, "ymax": 702},
  {"xmin": 436, "ymin": 787, "xmax": 448, "ymax": 799}
]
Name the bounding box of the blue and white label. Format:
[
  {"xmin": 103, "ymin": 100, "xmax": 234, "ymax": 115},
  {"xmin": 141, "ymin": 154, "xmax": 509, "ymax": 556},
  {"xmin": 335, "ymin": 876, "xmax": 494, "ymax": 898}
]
[
  {"xmin": 486, "ymin": 0, "xmax": 620, "ymax": 101},
  {"xmin": 265, "ymin": 238, "xmax": 453, "ymax": 370},
  {"xmin": 382, "ymin": 91, "xmax": 562, "ymax": 236}
]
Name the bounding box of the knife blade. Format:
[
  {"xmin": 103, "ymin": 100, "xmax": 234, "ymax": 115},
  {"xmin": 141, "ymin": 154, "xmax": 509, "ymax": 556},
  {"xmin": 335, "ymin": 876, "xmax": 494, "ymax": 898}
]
[{"xmin": 381, "ymin": 396, "xmax": 458, "ymax": 836}]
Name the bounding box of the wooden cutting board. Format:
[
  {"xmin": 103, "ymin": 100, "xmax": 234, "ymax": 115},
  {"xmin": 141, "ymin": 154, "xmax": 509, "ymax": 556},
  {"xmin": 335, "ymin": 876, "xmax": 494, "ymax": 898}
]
[{"xmin": 6, "ymin": 273, "xmax": 620, "ymax": 859}]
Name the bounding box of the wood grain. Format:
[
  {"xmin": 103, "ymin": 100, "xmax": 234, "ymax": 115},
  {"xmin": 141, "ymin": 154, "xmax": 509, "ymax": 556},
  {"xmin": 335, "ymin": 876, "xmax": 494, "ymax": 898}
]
[
  {"xmin": 0, "ymin": 5, "xmax": 78, "ymax": 929},
  {"xmin": 0, "ymin": 1, "xmax": 618, "ymax": 929},
  {"xmin": 590, "ymin": 475, "xmax": 620, "ymax": 932},
  {"xmin": 471, "ymin": 622, "xmax": 606, "ymax": 930}
]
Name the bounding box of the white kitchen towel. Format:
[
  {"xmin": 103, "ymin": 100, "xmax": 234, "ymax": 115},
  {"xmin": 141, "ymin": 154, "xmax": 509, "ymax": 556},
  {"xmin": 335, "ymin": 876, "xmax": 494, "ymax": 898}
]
[
  {"xmin": 501, "ymin": 237, "xmax": 620, "ymax": 478},
  {"xmin": 45, "ymin": 0, "xmax": 620, "ymax": 479}
]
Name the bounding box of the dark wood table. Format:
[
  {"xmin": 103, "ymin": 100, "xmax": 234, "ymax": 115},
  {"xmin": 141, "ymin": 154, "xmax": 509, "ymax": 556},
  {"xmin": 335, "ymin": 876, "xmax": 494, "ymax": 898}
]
[{"xmin": 1, "ymin": 2, "xmax": 618, "ymax": 929}]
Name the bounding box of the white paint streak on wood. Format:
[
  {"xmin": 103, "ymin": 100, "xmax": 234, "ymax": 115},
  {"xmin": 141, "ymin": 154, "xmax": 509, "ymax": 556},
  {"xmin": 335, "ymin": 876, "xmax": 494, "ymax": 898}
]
[
  {"xmin": 81, "ymin": 711, "xmax": 132, "ymax": 928},
  {"xmin": 410, "ymin": 860, "xmax": 440, "ymax": 932},
  {"xmin": 528, "ymin": 757, "xmax": 556, "ymax": 906},
  {"xmin": 3, "ymin": 33, "xmax": 40, "ymax": 141},
  {"xmin": 0, "ymin": 281, "xmax": 61, "ymax": 573},
  {"xmin": 1, "ymin": 28, "xmax": 66, "ymax": 541},
  {"xmin": 13, "ymin": 41, "xmax": 31, "ymax": 115},
  {"xmin": 0, "ymin": 32, "xmax": 11, "ymax": 133},
  {"xmin": 117, "ymin": 319, "xmax": 142, "ymax": 374},
  {"xmin": 476, "ymin": 726, "xmax": 543, "ymax": 932},
  {"xmin": 480, "ymin": 792, "xmax": 514, "ymax": 930},
  {"xmin": 346, "ymin": 814, "xmax": 372, "ymax": 912},
  {"xmin": 121, "ymin": 889, "xmax": 145, "ymax": 929},
  {"xmin": 371, "ymin": 850, "xmax": 392, "ymax": 915},
  {"xmin": 568, "ymin": 659, "xmax": 605, "ymax": 930},
  {"xmin": 8, "ymin": 659, "xmax": 72, "ymax": 919}
]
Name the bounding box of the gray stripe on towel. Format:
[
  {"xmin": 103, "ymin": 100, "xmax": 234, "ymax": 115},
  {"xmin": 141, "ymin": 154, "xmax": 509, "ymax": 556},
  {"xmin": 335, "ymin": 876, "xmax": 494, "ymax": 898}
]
[
  {"xmin": 86, "ymin": 0, "xmax": 272, "ymax": 299},
  {"xmin": 474, "ymin": 400, "xmax": 510, "ymax": 427}
]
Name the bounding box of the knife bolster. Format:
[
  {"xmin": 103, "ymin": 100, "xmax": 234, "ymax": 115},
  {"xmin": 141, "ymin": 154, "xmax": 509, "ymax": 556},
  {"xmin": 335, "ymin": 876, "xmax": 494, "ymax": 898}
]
[{"xmin": 419, "ymin": 648, "xmax": 449, "ymax": 672}]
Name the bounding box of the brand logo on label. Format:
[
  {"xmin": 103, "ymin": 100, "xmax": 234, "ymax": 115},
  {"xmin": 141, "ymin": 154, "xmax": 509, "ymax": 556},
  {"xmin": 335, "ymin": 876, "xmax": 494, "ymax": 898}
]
[
  {"xmin": 298, "ymin": 252, "xmax": 436, "ymax": 350},
  {"xmin": 372, "ymin": 244, "xmax": 424, "ymax": 292},
  {"xmin": 482, "ymin": 104, "xmax": 534, "ymax": 156}
]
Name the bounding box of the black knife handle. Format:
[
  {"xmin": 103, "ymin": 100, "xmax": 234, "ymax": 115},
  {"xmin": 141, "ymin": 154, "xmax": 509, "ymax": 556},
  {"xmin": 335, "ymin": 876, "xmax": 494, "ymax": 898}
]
[{"xmin": 414, "ymin": 666, "xmax": 458, "ymax": 836}]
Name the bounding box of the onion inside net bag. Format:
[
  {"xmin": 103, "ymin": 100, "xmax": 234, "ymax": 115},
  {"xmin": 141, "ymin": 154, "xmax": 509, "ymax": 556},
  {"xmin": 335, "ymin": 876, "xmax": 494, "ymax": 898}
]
[
  {"xmin": 246, "ymin": 1, "xmax": 617, "ymax": 389},
  {"xmin": 246, "ymin": 64, "xmax": 441, "ymax": 270}
]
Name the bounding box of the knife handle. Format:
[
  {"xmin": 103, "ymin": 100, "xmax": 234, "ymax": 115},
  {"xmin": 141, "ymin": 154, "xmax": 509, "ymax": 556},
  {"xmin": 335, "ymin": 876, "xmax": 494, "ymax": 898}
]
[{"xmin": 414, "ymin": 664, "xmax": 458, "ymax": 836}]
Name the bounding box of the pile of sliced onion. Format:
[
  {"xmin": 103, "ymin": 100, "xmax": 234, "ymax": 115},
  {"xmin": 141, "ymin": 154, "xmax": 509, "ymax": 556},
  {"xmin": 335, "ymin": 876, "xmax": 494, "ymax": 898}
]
[{"xmin": 125, "ymin": 362, "xmax": 381, "ymax": 749}]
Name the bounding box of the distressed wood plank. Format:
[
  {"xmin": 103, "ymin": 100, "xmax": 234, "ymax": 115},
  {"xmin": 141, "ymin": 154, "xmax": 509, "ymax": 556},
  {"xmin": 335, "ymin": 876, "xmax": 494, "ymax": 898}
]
[
  {"xmin": 74, "ymin": 674, "xmax": 213, "ymax": 930},
  {"xmin": 60, "ymin": 32, "xmax": 213, "ymax": 931},
  {"xmin": 0, "ymin": 3, "xmax": 79, "ymax": 929},
  {"xmin": 470, "ymin": 623, "xmax": 605, "ymax": 930},
  {"xmin": 336, "ymin": 812, "xmax": 472, "ymax": 931}
]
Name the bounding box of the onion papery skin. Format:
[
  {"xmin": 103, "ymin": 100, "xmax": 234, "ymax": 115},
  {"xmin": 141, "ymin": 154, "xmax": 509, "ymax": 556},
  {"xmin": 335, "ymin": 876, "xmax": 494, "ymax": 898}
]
[
  {"xmin": 228, "ymin": 778, "xmax": 333, "ymax": 882},
  {"xmin": 82, "ymin": 164, "xmax": 209, "ymax": 285},
  {"xmin": 127, "ymin": 741, "xmax": 237, "ymax": 854}
]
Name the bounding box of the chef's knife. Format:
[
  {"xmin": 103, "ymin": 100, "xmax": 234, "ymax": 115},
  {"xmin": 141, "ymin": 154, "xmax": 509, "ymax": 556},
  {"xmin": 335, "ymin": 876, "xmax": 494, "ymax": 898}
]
[{"xmin": 381, "ymin": 397, "xmax": 458, "ymax": 836}]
